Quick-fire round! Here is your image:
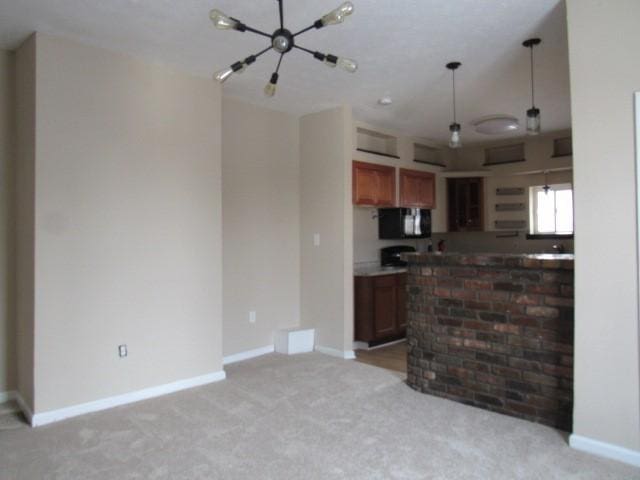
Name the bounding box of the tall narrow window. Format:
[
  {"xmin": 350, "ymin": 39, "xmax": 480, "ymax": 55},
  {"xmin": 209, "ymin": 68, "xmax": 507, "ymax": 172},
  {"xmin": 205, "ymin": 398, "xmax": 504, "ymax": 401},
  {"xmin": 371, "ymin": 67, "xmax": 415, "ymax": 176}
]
[{"xmin": 530, "ymin": 184, "xmax": 574, "ymax": 235}]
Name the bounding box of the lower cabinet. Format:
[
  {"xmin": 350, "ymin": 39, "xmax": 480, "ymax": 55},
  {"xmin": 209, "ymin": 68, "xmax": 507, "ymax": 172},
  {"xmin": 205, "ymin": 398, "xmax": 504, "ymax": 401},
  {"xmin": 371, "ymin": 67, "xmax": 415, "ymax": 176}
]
[{"xmin": 355, "ymin": 273, "xmax": 407, "ymax": 344}]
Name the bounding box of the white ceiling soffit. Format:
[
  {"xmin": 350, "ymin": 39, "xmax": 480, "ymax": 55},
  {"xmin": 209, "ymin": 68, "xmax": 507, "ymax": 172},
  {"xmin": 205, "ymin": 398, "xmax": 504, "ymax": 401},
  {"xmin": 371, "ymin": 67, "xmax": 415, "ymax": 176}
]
[{"xmin": 0, "ymin": 0, "xmax": 571, "ymax": 144}]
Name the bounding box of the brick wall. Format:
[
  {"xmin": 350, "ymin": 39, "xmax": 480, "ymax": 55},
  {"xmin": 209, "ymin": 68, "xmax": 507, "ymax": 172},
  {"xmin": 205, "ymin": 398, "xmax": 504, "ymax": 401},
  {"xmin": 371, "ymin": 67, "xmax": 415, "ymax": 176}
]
[{"xmin": 405, "ymin": 253, "xmax": 574, "ymax": 431}]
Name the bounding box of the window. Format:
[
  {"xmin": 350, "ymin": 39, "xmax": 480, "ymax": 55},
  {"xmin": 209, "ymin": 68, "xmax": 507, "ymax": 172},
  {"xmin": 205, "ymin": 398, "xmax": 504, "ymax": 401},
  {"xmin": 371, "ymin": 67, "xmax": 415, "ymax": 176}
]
[{"xmin": 530, "ymin": 183, "xmax": 574, "ymax": 235}]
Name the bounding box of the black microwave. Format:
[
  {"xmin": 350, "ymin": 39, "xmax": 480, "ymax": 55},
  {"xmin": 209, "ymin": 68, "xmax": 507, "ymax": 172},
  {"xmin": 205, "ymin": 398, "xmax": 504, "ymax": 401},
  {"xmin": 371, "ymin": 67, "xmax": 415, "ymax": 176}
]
[{"xmin": 378, "ymin": 208, "xmax": 432, "ymax": 239}]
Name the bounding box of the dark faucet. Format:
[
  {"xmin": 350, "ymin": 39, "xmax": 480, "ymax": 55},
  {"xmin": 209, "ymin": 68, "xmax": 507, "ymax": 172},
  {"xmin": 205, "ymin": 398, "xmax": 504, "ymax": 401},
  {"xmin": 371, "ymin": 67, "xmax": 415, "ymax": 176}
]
[{"xmin": 552, "ymin": 244, "xmax": 566, "ymax": 254}]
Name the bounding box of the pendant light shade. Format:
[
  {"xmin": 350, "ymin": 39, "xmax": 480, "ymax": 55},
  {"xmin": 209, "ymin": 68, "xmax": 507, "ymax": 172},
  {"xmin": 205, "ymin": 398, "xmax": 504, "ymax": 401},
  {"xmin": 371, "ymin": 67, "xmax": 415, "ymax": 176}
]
[
  {"xmin": 446, "ymin": 62, "xmax": 462, "ymax": 149},
  {"xmin": 523, "ymin": 38, "xmax": 542, "ymax": 136},
  {"xmin": 449, "ymin": 123, "xmax": 462, "ymax": 149}
]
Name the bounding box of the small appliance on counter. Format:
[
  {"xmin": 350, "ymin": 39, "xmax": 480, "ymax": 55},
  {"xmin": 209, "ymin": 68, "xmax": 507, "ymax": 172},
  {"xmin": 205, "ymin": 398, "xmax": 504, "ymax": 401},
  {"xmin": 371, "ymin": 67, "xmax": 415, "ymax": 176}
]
[
  {"xmin": 381, "ymin": 245, "xmax": 416, "ymax": 268},
  {"xmin": 378, "ymin": 208, "xmax": 432, "ymax": 239}
]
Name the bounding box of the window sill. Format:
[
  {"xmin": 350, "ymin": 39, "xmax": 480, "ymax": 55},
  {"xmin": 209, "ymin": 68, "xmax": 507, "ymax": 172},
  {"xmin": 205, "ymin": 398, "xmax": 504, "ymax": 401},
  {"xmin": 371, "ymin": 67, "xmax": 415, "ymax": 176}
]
[{"xmin": 526, "ymin": 233, "xmax": 574, "ymax": 240}]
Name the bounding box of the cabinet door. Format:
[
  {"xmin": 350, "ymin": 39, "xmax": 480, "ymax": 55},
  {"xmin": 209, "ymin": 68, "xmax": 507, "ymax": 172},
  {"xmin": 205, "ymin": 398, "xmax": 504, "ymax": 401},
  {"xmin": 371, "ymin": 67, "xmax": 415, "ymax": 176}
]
[
  {"xmin": 447, "ymin": 177, "xmax": 484, "ymax": 231},
  {"xmin": 376, "ymin": 167, "xmax": 396, "ymax": 206},
  {"xmin": 353, "ymin": 161, "xmax": 396, "ymax": 206},
  {"xmin": 354, "ymin": 277, "xmax": 374, "ymax": 342},
  {"xmin": 373, "ymin": 275, "xmax": 397, "ymax": 338},
  {"xmin": 396, "ymin": 274, "xmax": 407, "ymax": 332},
  {"xmin": 399, "ymin": 169, "xmax": 436, "ymax": 209}
]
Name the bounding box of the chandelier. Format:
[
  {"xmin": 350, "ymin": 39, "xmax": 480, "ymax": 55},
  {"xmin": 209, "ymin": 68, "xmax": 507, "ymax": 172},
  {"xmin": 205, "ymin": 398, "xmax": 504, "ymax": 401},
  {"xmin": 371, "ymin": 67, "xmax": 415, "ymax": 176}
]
[{"xmin": 210, "ymin": 1, "xmax": 358, "ymax": 97}]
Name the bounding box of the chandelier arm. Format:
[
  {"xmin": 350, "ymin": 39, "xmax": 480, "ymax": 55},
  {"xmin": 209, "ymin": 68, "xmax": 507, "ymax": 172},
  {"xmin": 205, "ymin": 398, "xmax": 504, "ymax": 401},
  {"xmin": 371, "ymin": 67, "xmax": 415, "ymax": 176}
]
[
  {"xmin": 278, "ymin": 0, "xmax": 284, "ymax": 30},
  {"xmin": 293, "ymin": 44, "xmax": 316, "ymax": 56},
  {"xmin": 243, "ymin": 26, "xmax": 273, "ymax": 38},
  {"xmin": 253, "ymin": 46, "xmax": 274, "ymax": 60},
  {"xmin": 275, "ymin": 53, "xmax": 285, "ymax": 74},
  {"xmin": 229, "ymin": 17, "xmax": 272, "ymax": 38},
  {"xmin": 293, "ymin": 23, "xmax": 318, "ymax": 37}
]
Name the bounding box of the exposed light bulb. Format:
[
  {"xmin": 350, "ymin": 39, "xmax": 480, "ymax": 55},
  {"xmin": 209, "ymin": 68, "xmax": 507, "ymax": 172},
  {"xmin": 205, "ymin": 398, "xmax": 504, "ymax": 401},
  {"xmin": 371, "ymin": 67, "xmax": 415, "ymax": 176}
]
[
  {"xmin": 449, "ymin": 124, "xmax": 462, "ymax": 149},
  {"xmin": 213, "ymin": 67, "xmax": 234, "ymax": 84},
  {"xmin": 321, "ymin": 2, "xmax": 354, "ymax": 26},
  {"xmin": 337, "ymin": 57, "xmax": 358, "ymax": 73},
  {"xmin": 337, "ymin": 2, "xmax": 355, "ymax": 17},
  {"xmin": 264, "ymin": 73, "xmax": 279, "ymax": 98},
  {"xmin": 209, "ymin": 9, "xmax": 238, "ymax": 30},
  {"xmin": 526, "ymin": 108, "xmax": 541, "ymax": 135},
  {"xmin": 323, "ymin": 58, "xmax": 338, "ymax": 68},
  {"xmin": 264, "ymin": 82, "xmax": 277, "ymax": 97}
]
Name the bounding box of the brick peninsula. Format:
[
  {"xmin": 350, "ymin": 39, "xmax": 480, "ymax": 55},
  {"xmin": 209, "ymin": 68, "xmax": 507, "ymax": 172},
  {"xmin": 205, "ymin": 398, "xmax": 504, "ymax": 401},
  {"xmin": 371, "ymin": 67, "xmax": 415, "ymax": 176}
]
[{"xmin": 403, "ymin": 252, "xmax": 574, "ymax": 430}]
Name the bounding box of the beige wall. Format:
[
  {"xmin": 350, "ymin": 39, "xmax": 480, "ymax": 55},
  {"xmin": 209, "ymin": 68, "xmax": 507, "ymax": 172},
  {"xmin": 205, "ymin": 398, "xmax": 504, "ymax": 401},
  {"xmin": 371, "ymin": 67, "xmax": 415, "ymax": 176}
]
[
  {"xmin": 451, "ymin": 131, "xmax": 573, "ymax": 174},
  {"xmin": 567, "ymin": 0, "xmax": 640, "ymax": 452},
  {"xmin": 452, "ymin": 132, "xmax": 573, "ymax": 231},
  {"xmin": 0, "ymin": 50, "xmax": 16, "ymax": 394},
  {"xmin": 14, "ymin": 36, "xmax": 36, "ymax": 410},
  {"xmin": 221, "ymin": 97, "xmax": 300, "ymax": 357},
  {"xmin": 18, "ymin": 34, "xmax": 223, "ymax": 413},
  {"xmin": 300, "ymin": 106, "xmax": 354, "ymax": 353}
]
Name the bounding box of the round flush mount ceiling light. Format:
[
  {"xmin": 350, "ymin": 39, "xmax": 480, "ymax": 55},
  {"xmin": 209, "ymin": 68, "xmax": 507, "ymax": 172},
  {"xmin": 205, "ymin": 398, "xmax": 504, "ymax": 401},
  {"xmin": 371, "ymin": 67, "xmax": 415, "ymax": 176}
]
[
  {"xmin": 378, "ymin": 96, "xmax": 393, "ymax": 106},
  {"xmin": 471, "ymin": 115, "xmax": 520, "ymax": 135}
]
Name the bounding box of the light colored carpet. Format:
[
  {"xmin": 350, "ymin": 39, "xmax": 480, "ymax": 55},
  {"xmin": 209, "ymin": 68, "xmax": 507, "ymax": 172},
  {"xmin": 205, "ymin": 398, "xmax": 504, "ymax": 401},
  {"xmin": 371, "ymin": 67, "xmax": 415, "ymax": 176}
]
[{"xmin": 0, "ymin": 353, "xmax": 638, "ymax": 479}]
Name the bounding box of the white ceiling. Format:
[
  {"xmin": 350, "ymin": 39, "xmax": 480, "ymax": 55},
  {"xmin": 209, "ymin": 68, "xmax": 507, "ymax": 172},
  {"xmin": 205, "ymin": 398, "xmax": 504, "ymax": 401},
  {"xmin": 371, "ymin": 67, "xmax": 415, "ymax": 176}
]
[{"xmin": 0, "ymin": 0, "xmax": 571, "ymax": 145}]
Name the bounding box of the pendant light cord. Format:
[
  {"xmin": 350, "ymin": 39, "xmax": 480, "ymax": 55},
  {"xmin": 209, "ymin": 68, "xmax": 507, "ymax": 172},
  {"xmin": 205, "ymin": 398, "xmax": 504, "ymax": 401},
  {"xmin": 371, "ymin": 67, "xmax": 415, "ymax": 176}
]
[
  {"xmin": 278, "ymin": 0, "xmax": 284, "ymax": 30},
  {"xmin": 452, "ymin": 69, "xmax": 457, "ymax": 124},
  {"xmin": 530, "ymin": 46, "xmax": 535, "ymax": 108}
]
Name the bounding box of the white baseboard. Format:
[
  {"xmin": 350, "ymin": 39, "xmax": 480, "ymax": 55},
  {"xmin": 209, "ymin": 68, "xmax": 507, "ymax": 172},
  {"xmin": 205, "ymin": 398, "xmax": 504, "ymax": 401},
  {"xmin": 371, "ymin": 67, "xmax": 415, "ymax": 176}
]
[
  {"xmin": 570, "ymin": 434, "xmax": 640, "ymax": 467},
  {"xmin": 315, "ymin": 345, "xmax": 356, "ymax": 360},
  {"xmin": 0, "ymin": 390, "xmax": 16, "ymax": 403},
  {"xmin": 26, "ymin": 370, "xmax": 226, "ymax": 427},
  {"xmin": 223, "ymin": 345, "xmax": 275, "ymax": 365}
]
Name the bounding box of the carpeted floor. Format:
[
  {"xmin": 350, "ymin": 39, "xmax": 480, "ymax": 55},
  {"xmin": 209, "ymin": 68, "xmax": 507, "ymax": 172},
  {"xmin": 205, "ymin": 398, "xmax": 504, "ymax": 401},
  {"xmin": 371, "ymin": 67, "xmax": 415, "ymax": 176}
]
[{"xmin": 0, "ymin": 353, "xmax": 638, "ymax": 479}]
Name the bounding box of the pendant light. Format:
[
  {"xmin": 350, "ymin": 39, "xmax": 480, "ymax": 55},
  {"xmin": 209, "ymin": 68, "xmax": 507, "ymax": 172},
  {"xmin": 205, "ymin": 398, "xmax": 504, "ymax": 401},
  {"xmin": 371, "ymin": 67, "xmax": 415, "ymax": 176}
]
[
  {"xmin": 523, "ymin": 38, "xmax": 542, "ymax": 135},
  {"xmin": 446, "ymin": 62, "xmax": 462, "ymax": 149},
  {"xmin": 543, "ymin": 170, "xmax": 551, "ymax": 195},
  {"xmin": 209, "ymin": 1, "xmax": 358, "ymax": 98}
]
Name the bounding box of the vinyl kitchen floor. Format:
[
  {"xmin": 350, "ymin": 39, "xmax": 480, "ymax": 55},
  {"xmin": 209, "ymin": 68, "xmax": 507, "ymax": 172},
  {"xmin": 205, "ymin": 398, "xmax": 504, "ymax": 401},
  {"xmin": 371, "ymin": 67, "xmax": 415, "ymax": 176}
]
[{"xmin": 355, "ymin": 340, "xmax": 408, "ymax": 374}]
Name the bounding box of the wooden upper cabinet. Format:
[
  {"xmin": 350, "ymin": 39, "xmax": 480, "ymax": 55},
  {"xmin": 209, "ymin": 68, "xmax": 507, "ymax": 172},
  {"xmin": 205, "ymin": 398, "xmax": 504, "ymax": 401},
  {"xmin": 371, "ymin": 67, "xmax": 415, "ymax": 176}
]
[
  {"xmin": 353, "ymin": 161, "xmax": 396, "ymax": 206},
  {"xmin": 447, "ymin": 177, "xmax": 484, "ymax": 232},
  {"xmin": 399, "ymin": 168, "xmax": 436, "ymax": 209}
]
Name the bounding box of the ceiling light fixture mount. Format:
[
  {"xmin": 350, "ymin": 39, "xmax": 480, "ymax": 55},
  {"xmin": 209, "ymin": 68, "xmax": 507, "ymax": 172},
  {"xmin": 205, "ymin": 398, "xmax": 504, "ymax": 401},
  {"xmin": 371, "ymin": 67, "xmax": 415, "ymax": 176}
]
[
  {"xmin": 471, "ymin": 115, "xmax": 520, "ymax": 135},
  {"xmin": 523, "ymin": 37, "xmax": 542, "ymax": 135},
  {"xmin": 446, "ymin": 62, "xmax": 462, "ymax": 149},
  {"xmin": 210, "ymin": 1, "xmax": 357, "ymax": 98}
]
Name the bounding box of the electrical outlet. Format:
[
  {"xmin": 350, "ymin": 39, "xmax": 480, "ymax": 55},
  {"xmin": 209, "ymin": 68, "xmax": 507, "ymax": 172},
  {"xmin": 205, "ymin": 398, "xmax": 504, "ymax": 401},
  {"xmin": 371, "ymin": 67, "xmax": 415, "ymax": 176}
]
[
  {"xmin": 118, "ymin": 344, "xmax": 128, "ymax": 358},
  {"xmin": 249, "ymin": 311, "xmax": 257, "ymax": 324},
  {"xmin": 313, "ymin": 233, "xmax": 320, "ymax": 247}
]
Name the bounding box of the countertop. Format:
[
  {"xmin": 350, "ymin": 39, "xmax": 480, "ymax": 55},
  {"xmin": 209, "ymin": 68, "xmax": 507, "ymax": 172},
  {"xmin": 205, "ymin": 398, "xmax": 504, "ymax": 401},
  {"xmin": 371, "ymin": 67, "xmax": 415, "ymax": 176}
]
[
  {"xmin": 353, "ymin": 266, "xmax": 408, "ymax": 277},
  {"xmin": 402, "ymin": 252, "xmax": 574, "ymax": 270}
]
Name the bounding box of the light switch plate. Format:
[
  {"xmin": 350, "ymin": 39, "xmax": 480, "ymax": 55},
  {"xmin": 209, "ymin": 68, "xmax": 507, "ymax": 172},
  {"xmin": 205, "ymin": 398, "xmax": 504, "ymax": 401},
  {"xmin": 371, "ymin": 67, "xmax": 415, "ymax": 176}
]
[
  {"xmin": 118, "ymin": 345, "xmax": 128, "ymax": 358},
  {"xmin": 313, "ymin": 233, "xmax": 320, "ymax": 247}
]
